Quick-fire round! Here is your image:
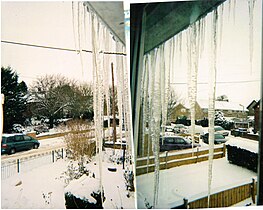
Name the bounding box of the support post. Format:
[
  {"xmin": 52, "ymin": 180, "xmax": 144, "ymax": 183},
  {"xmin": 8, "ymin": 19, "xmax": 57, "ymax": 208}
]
[
  {"xmin": 251, "ymin": 178, "xmax": 256, "ymax": 204},
  {"xmin": 111, "ymin": 62, "xmax": 117, "ymax": 152},
  {"xmin": 183, "ymin": 198, "xmax": 188, "ymax": 209},
  {"xmin": 257, "ymin": 0, "xmax": 263, "ymax": 205},
  {"xmin": 52, "ymin": 150, "xmax": 55, "ymax": 163},
  {"xmin": 17, "ymin": 159, "xmax": 20, "ymax": 173}
]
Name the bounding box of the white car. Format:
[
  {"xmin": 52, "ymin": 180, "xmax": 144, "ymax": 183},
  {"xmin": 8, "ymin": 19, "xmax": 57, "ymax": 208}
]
[{"xmin": 214, "ymin": 126, "xmax": 230, "ymax": 136}]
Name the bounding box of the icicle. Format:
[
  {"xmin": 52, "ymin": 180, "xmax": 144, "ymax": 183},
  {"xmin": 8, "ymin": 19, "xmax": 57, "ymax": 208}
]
[
  {"xmin": 175, "ymin": 32, "xmax": 183, "ymax": 65},
  {"xmin": 102, "ymin": 27, "xmax": 111, "ymax": 142},
  {"xmin": 248, "ymin": 0, "xmax": 256, "ymax": 73},
  {"xmin": 122, "ymin": 3, "xmax": 133, "ymax": 171},
  {"xmin": 71, "ymin": 2, "xmax": 78, "ymax": 53},
  {"xmin": 151, "ymin": 49, "xmax": 162, "ymax": 208},
  {"xmin": 116, "ymin": 41, "xmax": 124, "ymax": 149},
  {"xmin": 141, "ymin": 55, "xmax": 150, "ymax": 156},
  {"xmin": 77, "ymin": 2, "xmax": 85, "ymax": 76},
  {"xmin": 146, "ymin": 51, "xmax": 156, "ymax": 174},
  {"xmin": 207, "ymin": 9, "xmax": 218, "ymax": 208},
  {"xmin": 90, "ymin": 10, "xmax": 105, "ymax": 207},
  {"xmin": 218, "ymin": 4, "xmax": 224, "ymax": 49},
  {"xmin": 187, "ymin": 22, "xmax": 199, "ymax": 152}
]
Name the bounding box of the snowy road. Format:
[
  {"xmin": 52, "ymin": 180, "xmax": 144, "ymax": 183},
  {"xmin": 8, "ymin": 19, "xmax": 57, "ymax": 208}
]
[{"xmin": 1, "ymin": 137, "xmax": 66, "ymax": 162}]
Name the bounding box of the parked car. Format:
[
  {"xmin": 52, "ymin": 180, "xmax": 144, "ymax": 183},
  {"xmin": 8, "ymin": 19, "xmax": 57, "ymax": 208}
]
[
  {"xmin": 214, "ymin": 126, "xmax": 230, "ymax": 136},
  {"xmin": 162, "ymin": 126, "xmax": 174, "ymax": 133},
  {"xmin": 1, "ymin": 134, "xmax": 40, "ymax": 155},
  {"xmin": 202, "ymin": 133, "xmax": 227, "ymax": 144},
  {"xmin": 159, "ymin": 136, "xmax": 200, "ymax": 152},
  {"xmin": 11, "ymin": 124, "xmax": 25, "ymax": 133},
  {"xmin": 34, "ymin": 125, "xmax": 49, "ymax": 135},
  {"xmin": 231, "ymin": 128, "xmax": 248, "ymax": 137},
  {"xmin": 172, "ymin": 124, "xmax": 188, "ymax": 133}
]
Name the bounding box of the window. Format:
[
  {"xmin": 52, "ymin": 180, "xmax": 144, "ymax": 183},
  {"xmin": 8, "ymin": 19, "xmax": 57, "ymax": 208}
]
[
  {"xmin": 15, "ymin": 135, "xmax": 24, "ymax": 141},
  {"xmin": 23, "ymin": 136, "xmax": 32, "ymax": 141},
  {"xmin": 165, "ymin": 138, "xmax": 174, "ymax": 144},
  {"xmin": 174, "ymin": 138, "xmax": 185, "ymax": 144}
]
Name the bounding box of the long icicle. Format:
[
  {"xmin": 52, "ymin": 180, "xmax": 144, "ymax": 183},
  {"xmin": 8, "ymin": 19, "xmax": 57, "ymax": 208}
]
[
  {"xmin": 248, "ymin": 0, "xmax": 256, "ymax": 73},
  {"xmin": 207, "ymin": 9, "xmax": 218, "ymax": 208},
  {"xmin": 152, "ymin": 48, "xmax": 161, "ymax": 208}
]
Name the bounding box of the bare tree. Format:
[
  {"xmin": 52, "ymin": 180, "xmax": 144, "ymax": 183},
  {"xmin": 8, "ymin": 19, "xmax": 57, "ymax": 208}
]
[
  {"xmin": 70, "ymin": 83, "xmax": 93, "ymax": 119},
  {"xmin": 30, "ymin": 74, "xmax": 76, "ymax": 128}
]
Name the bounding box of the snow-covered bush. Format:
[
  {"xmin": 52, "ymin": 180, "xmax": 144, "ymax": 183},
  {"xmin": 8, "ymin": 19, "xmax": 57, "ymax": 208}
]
[
  {"xmin": 62, "ymin": 161, "xmax": 91, "ymax": 185},
  {"xmin": 215, "ymin": 111, "xmax": 234, "ymax": 130},
  {"xmin": 124, "ymin": 169, "xmax": 134, "ymax": 191},
  {"xmin": 64, "ymin": 174, "xmax": 105, "ymax": 208}
]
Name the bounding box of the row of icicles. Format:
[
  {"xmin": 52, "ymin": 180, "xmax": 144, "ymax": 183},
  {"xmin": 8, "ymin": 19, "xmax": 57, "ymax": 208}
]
[
  {"xmin": 140, "ymin": 0, "xmax": 257, "ymax": 208},
  {"xmin": 71, "ymin": 2, "xmax": 133, "ymax": 208}
]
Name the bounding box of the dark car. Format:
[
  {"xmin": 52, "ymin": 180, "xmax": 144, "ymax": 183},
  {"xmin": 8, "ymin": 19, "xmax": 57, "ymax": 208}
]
[
  {"xmin": 202, "ymin": 133, "xmax": 227, "ymax": 144},
  {"xmin": 1, "ymin": 134, "xmax": 40, "ymax": 155},
  {"xmin": 34, "ymin": 125, "xmax": 49, "ymax": 135},
  {"xmin": 159, "ymin": 136, "xmax": 199, "ymax": 152}
]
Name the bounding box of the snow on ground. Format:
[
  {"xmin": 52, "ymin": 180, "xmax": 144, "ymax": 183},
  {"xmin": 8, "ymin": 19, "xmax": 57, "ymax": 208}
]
[
  {"xmin": 1, "ymin": 148, "xmax": 135, "ymax": 209},
  {"xmin": 136, "ymin": 156, "xmax": 257, "ymax": 209},
  {"xmin": 1, "ymin": 160, "xmax": 67, "ymax": 209}
]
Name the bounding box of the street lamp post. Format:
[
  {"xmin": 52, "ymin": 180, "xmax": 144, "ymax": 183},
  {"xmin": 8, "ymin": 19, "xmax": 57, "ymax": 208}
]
[{"xmin": 239, "ymin": 104, "xmax": 245, "ymax": 122}]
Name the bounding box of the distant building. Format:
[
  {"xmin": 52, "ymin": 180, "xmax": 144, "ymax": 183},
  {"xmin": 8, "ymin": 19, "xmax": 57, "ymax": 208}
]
[
  {"xmin": 169, "ymin": 99, "xmax": 248, "ymax": 121},
  {"xmin": 247, "ymin": 100, "xmax": 258, "ymax": 116}
]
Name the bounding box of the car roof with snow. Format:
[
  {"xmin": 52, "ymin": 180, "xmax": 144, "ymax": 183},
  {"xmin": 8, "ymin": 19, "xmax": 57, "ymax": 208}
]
[{"xmin": 2, "ymin": 133, "xmax": 24, "ymax": 137}]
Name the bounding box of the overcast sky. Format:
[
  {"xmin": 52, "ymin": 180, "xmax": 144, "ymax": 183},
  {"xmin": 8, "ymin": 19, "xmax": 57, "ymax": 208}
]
[
  {"xmin": 169, "ymin": 0, "xmax": 262, "ymax": 107},
  {"xmin": 1, "ymin": 1, "xmax": 262, "ymax": 107},
  {"xmin": 1, "ymin": 2, "xmax": 93, "ymax": 85}
]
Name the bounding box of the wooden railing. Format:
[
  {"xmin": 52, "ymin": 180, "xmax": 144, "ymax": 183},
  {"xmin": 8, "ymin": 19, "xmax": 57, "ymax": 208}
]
[
  {"xmin": 187, "ymin": 178, "xmax": 257, "ymax": 208},
  {"xmin": 136, "ymin": 145, "xmax": 226, "ymax": 176}
]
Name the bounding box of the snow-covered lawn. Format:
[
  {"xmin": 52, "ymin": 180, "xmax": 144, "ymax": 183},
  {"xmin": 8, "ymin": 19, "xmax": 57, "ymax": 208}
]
[
  {"xmin": 1, "ymin": 148, "xmax": 135, "ymax": 209},
  {"xmin": 136, "ymin": 156, "xmax": 257, "ymax": 209}
]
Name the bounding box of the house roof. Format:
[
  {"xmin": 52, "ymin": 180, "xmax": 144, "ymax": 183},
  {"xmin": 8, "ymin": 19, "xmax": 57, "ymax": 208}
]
[
  {"xmin": 86, "ymin": 2, "xmax": 125, "ymax": 45},
  {"xmin": 182, "ymin": 99, "xmax": 248, "ymax": 112},
  {"xmin": 247, "ymin": 100, "xmax": 258, "ymax": 110},
  {"xmin": 252, "ymin": 100, "xmax": 260, "ymax": 109}
]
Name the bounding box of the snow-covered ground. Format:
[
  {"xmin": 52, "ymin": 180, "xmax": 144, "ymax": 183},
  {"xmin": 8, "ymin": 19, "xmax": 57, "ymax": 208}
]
[
  {"xmin": 1, "ymin": 148, "xmax": 135, "ymax": 209},
  {"xmin": 136, "ymin": 156, "xmax": 257, "ymax": 209}
]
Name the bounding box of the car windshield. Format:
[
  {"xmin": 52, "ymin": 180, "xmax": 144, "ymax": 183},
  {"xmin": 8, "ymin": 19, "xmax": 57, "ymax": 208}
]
[{"xmin": 215, "ymin": 126, "xmax": 224, "ymax": 131}]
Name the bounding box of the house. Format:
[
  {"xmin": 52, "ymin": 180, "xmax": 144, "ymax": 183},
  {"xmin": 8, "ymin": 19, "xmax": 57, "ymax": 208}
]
[
  {"xmin": 198, "ymin": 100, "xmax": 248, "ymax": 119},
  {"xmin": 169, "ymin": 102, "xmax": 204, "ymax": 122},
  {"xmin": 247, "ymin": 100, "xmax": 258, "ymax": 116},
  {"xmin": 170, "ymin": 99, "xmax": 248, "ymax": 121}
]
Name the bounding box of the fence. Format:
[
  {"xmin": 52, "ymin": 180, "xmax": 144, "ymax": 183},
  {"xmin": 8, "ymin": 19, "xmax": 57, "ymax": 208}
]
[
  {"xmin": 1, "ymin": 148, "xmax": 66, "ymax": 180},
  {"xmin": 185, "ymin": 178, "xmax": 257, "ymax": 208},
  {"xmin": 36, "ymin": 129, "xmax": 95, "ymax": 140},
  {"xmin": 136, "ymin": 145, "xmax": 226, "ymax": 176}
]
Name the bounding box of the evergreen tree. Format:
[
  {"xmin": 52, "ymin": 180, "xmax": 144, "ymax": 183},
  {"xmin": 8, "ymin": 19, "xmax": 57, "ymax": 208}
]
[{"xmin": 1, "ymin": 66, "xmax": 28, "ymax": 132}]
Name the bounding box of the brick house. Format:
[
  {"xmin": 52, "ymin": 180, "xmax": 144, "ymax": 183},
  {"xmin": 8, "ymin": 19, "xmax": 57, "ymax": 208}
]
[{"xmin": 169, "ymin": 99, "xmax": 248, "ymax": 122}]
